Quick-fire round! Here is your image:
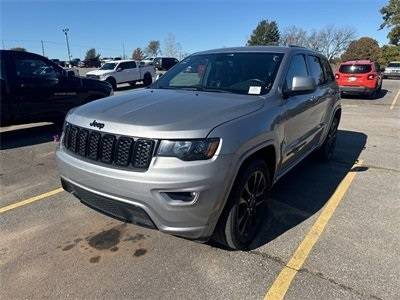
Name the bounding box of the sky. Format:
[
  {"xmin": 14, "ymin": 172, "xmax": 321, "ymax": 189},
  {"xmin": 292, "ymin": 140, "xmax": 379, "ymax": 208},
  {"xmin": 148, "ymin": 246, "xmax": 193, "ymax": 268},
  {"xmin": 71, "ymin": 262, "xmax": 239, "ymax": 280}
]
[{"xmin": 0, "ymin": 0, "xmax": 390, "ymax": 60}]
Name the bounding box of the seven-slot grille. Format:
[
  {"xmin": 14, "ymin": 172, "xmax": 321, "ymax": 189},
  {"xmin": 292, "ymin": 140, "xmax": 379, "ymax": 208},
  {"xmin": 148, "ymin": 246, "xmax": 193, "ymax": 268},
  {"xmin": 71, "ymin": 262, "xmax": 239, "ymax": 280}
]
[{"xmin": 63, "ymin": 123, "xmax": 156, "ymax": 170}]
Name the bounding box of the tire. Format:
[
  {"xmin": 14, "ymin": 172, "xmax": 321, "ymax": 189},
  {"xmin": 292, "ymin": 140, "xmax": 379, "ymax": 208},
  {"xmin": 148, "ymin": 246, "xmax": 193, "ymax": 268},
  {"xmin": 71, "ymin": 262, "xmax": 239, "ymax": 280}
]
[
  {"xmin": 105, "ymin": 77, "xmax": 117, "ymax": 90},
  {"xmin": 213, "ymin": 159, "xmax": 271, "ymax": 250},
  {"xmin": 316, "ymin": 116, "xmax": 339, "ymax": 161},
  {"xmin": 143, "ymin": 73, "xmax": 152, "ymax": 86}
]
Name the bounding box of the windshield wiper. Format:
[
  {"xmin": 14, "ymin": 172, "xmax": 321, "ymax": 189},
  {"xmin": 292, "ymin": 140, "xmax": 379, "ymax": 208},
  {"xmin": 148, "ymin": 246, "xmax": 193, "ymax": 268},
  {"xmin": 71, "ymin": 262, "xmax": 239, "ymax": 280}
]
[{"xmin": 202, "ymin": 88, "xmax": 234, "ymax": 94}]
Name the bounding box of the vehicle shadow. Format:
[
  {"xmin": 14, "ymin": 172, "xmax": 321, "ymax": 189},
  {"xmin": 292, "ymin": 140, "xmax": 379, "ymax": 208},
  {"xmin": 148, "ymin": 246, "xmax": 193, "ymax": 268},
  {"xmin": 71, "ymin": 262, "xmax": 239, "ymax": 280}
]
[
  {"xmin": 0, "ymin": 123, "xmax": 61, "ymax": 150},
  {"xmin": 248, "ymin": 129, "xmax": 367, "ymax": 250},
  {"xmin": 341, "ymin": 89, "xmax": 388, "ymax": 100}
]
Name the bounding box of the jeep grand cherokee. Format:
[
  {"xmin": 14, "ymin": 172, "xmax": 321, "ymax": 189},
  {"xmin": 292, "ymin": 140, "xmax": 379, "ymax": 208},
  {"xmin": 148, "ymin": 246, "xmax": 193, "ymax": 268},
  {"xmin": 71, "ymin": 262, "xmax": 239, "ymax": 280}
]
[{"xmin": 57, "ymin": 46, "xmax": 341, "ymax": 250}]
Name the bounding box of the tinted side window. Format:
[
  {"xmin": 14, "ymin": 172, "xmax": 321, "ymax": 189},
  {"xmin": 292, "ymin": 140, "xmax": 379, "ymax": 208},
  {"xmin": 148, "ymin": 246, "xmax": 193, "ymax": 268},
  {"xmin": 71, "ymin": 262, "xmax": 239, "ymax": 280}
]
[
  {"xmin": 285, "ymin": 54, "xmax": 308, "ymax": 90},
  {"xmin": 118, "ymin": 62, "xmax": 127, "ymax": 70},
  {"xmin": 307, "ymin": 55, "xmax": 324, "ymax": 85},
  {"xmin": 126, "ymin": 61, "xmax": 137, "ymax": 69},
  {"xmin": 321, "ymin": 58, "xmax": 335, "ymax": 82},
  {"xmin": 14, "ymin": 57, "xmax": 59, "ymax": 79}
]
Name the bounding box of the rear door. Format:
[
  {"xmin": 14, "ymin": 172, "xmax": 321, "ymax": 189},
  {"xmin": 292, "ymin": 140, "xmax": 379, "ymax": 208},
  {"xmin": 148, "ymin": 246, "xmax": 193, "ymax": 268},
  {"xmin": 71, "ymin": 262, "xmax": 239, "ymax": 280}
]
[{"xmin": 306, "ymin": 55, "xmax": 335, "ymax": 140}]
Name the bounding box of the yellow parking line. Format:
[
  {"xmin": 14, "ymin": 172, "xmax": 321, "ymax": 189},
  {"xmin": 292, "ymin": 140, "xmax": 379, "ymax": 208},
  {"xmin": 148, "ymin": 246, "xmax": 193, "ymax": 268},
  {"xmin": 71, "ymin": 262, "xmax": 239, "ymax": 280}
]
[
  {"xmin": 390, "ymin": 89, "xmax": 400, "ymax": 110},
  {"xmin": 0, "ymin": 188, "xmax": 64, "ymax": 214},
  {"xmin": 264, "ymin": 160, "xmax": 363, "ymax": 300}
]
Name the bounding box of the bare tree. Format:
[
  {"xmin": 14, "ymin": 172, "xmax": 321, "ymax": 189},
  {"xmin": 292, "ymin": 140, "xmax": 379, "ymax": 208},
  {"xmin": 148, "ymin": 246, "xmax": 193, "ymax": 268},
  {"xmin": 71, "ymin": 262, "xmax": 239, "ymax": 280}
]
[
  {"xmin": 280, "ymin": 26, "xmax": 309, "ymax": 47},
  {"xmin": 145, "ymin": 40, "xmax": 160, "ymax": 57},
  {"xmin": 163, "ymin": 33, "xmax": 182, "ymax": 58},
  {"xmin": 281, "ymin": 25, "xmax": 356, "ymax": 62},
  {"xmin": 315, "ymin": 26, "xmax": 356, "ymax": 61}
]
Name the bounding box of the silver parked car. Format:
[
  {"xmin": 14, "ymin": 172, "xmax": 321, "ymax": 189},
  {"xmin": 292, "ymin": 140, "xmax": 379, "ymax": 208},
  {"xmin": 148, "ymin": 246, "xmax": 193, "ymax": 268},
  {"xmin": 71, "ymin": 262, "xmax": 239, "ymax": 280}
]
[
  {"xmin": 57, "ymin": 46, "xmax": 341, "ymax": 250},
  {"xmin": 383, "ymin": 61, "xmax": 400, "ymax": 79}
]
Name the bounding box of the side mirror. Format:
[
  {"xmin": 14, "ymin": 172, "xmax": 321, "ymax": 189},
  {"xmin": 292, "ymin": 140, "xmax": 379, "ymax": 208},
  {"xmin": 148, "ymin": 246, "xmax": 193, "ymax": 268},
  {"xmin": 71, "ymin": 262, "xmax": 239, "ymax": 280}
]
[
  {"xmin": 285, "ymin": 76, "xmax": 316, "ymax": 97},
  {"xmin": 155, "ymin": 73, "xmax": 164, "ymax": 80},
  {"xmin": 116, "ymin": 68, "xmax": 123, "ymax": 72}
]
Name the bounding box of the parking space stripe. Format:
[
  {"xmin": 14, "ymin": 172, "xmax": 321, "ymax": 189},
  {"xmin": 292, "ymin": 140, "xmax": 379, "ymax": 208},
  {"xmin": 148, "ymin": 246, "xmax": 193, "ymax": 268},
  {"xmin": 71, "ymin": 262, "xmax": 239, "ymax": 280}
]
[
  {"xmin": 264, "ymin": 160, "xmax": 363, "ymax": 300},
  {"xmin": 390, "ymin": 89, "xmax": 400, "ymax": 110},
  {"xmin": 0, "ymin": 188, "xmax": 63, "ymax": 214}
]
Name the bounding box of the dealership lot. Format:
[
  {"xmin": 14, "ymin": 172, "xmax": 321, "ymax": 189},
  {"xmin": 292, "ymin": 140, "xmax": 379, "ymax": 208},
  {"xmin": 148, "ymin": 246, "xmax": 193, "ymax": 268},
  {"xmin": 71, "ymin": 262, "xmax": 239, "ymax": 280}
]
[{"xmin": 1, "ymin": 80, "xmax": 399, "ymax": 299}]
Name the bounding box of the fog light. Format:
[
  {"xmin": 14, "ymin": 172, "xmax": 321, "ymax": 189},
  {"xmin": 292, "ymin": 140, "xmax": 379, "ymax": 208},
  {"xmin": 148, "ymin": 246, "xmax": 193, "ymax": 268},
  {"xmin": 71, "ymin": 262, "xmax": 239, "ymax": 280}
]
[{"xmin": 162, "ymin": 191, "xmax": 198, "ymax": 202}]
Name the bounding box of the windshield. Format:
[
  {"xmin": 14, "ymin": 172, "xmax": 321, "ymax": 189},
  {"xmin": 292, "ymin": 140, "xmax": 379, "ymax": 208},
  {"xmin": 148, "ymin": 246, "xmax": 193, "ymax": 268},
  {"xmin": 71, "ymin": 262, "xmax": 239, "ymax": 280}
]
[
  {"xmin": 100, "ymin": 63, "xmax": 117, "ymax": 70},
  {"xmin": 388, "ymin": 62, "xmax": 400, "ymax": 68},
  {"xmin": 153, "ymin": 52, "xmax": 284, "ymax": 95}
]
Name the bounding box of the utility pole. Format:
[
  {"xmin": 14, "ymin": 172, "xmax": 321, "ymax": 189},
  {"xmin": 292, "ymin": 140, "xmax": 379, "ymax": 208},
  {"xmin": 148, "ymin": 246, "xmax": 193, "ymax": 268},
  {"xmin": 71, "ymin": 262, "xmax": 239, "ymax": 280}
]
[
  {"xmin": 122, "ymin": 43, "xmax": 126, "ymax": 59},
  {"xmin": 62, "ymin": 28, "xmax": 72, "ymax": 62},
  {"xmin": 41, "ymin": 40, "xmax": 45, "ymax": 56}
]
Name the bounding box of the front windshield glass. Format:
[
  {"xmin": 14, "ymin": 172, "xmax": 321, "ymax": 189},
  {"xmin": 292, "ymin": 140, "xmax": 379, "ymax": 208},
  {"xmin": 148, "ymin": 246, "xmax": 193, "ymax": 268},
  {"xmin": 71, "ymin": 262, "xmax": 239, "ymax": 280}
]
[
  {"xmin": 100, "ymin": 63, "xmax": 117, "ymax": 70},
  {"xmin": 153, "ymin": 52, "xmax": 284, "ymax": 95},
  {"xmin": 388, "ymin": 62, "xmax": 400, "ymax": 68}
]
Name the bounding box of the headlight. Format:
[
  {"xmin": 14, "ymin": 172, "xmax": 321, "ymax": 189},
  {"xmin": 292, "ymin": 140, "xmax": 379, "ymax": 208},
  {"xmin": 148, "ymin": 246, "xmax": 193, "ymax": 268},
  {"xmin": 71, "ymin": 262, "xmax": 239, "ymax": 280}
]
[{"xmin": 157, "ymin": 138, "xmax": 220, "ymax": 161}]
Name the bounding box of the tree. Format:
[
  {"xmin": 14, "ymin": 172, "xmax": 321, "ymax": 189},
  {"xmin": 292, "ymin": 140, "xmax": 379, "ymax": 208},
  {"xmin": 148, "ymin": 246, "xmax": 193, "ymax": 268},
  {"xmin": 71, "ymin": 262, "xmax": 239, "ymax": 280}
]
[
  {"xmin": 84, "ymin": 48, "xmax": 100, "ymax": 61},
  {"xmin": 247, "ymin": 20, "xmax": 280, "ymax": 46},
  {"xmin": 309, "ymin": 26, "xmax": 356, "ymax": 62},
  {"xmin": 381, "ymin": 45, "xmax": 400, "ymax": 65},
  {"xmin": 341, "ymin": 37, "xmax": 382, "ymax": 62},
  {"xmin": 145, "ymin": 40, "xmax": 160, "ymax": 57},
  {"xmin": 379, "ymin": 0, "xmax": 400, "ymax": 45},
  {"xmin": 163, "ymin": 33, "xmax": 182, "ymax": 58},
  {"xmin": 10, "ymin": 47, "xmax": 26, "ymax": 52},
  {"xmin": 132, "ymin": 48, "xmax": 144, "ymax": 60},
  {"xmin": 280, "ymin": 26, "xmax": 309, "ymax": 47}
]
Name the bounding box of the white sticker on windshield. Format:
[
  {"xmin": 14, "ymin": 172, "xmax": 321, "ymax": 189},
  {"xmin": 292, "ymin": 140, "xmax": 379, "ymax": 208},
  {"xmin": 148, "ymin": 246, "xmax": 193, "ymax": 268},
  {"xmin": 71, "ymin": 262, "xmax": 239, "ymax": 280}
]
[{"xmin": 248, "ymin": 86, "xmax": 261, "ymax": 95}]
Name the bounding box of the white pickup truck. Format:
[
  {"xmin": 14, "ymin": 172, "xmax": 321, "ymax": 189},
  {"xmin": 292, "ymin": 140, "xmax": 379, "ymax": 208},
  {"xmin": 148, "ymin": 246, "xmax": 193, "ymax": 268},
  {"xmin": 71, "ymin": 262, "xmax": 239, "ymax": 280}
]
[{"xmin": 86, "ymin": 59, "xmax": 155, "ymax": 90}]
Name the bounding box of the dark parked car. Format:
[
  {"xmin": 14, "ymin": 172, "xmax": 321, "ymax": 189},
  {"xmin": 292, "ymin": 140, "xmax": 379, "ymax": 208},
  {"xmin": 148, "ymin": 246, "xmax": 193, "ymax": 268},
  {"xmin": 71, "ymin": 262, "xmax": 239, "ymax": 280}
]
[
  {"xmin": 0, "ymin": 50, "xmax": 113, "ymax": 126},
  {"xmin": 153, "ymin": 57, "xmax": 179, "ymax": 71}
]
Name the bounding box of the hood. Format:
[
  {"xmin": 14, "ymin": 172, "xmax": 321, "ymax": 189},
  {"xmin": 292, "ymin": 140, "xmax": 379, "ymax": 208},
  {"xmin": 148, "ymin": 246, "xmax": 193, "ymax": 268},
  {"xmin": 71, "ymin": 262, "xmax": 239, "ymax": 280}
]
[
  {"xmin": 67, "ymin": 88, "xmax": 265, "ymax": 139},
  {"xmin": 86, "ymin": 69, "xmax": 114, "ymax": 76}
]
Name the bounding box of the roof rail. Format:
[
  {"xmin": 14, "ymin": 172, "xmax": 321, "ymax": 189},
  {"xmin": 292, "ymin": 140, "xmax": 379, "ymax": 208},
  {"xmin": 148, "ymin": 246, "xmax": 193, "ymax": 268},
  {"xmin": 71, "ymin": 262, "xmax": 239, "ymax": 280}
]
[{"xmin": 288, "ymin": 45, "xmax": 306, "ymax": 48}]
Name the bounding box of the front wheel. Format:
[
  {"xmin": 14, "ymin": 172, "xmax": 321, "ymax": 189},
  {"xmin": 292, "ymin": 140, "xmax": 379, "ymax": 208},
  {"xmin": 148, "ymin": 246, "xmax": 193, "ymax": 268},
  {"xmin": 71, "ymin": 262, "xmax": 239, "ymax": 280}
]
[
  {"xmin": 105, "ymin": 77, "xmax": 117, "ymax": 90},
  {"xmin": 213, "ymin": 159, "xmax": 271, "ymax": 250}
]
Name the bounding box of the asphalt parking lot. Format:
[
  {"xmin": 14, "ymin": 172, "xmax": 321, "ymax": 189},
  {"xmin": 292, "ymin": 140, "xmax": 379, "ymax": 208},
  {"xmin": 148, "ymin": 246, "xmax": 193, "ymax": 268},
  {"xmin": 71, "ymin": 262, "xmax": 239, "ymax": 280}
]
[{"xmin": 1, "ymin": 80, "xmax": 399, "ymax": 299}]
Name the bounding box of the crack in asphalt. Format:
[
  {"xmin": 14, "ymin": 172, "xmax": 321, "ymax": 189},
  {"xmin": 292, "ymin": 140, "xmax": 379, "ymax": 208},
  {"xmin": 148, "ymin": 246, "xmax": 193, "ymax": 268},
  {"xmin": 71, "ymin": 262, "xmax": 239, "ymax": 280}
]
[{"xmin": 248, "ymin": 250, "xmax": 383, "ymax": 300}]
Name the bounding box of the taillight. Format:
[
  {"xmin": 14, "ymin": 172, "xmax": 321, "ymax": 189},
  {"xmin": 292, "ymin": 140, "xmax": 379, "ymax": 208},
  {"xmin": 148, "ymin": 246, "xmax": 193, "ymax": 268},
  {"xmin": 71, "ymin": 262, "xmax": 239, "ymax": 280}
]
[
  {"xmin": 335, "ymin": 74, "xmax": 340, "ymax": 79},
  {"xmin": 367, "ymin": 74, "xmax": 375, "ymax": 80}
]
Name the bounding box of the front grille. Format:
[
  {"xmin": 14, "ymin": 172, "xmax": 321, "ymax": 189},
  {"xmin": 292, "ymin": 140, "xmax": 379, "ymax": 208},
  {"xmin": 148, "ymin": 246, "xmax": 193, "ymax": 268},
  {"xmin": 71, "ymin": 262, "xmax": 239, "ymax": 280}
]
[{"xmin": 63, "ymin": 123, "xmax": 156, "ymax": 170}]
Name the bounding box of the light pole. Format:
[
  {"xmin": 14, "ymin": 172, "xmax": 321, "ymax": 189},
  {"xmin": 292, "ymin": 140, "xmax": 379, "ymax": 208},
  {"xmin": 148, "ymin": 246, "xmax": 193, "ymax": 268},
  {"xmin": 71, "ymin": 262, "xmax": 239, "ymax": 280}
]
[{"xmin": 62, "ymin": 28, "xmax": 72, "ymax": 62}]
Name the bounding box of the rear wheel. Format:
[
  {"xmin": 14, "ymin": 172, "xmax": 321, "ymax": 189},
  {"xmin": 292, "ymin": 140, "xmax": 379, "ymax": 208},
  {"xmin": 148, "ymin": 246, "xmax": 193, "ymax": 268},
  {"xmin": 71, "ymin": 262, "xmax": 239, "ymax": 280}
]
[
  {"xmin": 143, "ymin": 73, "xmax": 152, "ymax": 86},
  {"xmin": 316, "ymin": 116, "xmax": 339, "ymax": 161},
  {"xmin": 213, "ymin": 159, "xmax": 271, "ymax": 250}
]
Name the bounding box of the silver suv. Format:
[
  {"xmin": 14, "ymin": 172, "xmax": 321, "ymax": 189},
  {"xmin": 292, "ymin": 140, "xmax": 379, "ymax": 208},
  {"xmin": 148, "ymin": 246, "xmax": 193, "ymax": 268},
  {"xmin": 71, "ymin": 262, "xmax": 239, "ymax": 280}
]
[{"xmin": 57, "ymin": 46, "xmax": 341, "ymax": 250}]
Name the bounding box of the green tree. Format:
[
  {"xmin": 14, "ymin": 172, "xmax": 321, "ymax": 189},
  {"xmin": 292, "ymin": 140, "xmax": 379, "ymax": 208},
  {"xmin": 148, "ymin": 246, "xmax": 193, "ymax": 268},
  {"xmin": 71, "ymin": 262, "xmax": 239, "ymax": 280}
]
[
  {"xmin": 379, "ymin": 0, "xmax": 400, "ymax": 45},
  {"xmin": 10, "ymin": 47, "xmax": 26, "ymax": 52},
  {"xmin": 341, "ymin": 37, "xmax": 382, "ymax": 62},
  {"xmin": 84, "ymin": 48, "xmax": 100, "ymax": 61},
  {"xmin": 145, "ymin": 40, "xmax": 160, "ymax": 57},
  {"xmin": 132, "ymin": 48, "xmax": 144, "ymax": 60},
  {"xmin": 247, "ymin": 20, "xmax": 280, "ymax": 46},
  {"xmin": 381, "ymin": 45, "xmax": 400, "ymax": 65}
]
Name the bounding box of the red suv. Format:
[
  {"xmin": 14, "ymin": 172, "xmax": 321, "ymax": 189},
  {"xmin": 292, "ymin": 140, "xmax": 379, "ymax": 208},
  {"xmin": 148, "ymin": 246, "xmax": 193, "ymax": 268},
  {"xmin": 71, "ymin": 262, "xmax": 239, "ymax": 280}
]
[{"xmin": 335, "ymin": 60, "xmax": 382, "ymax": 98}]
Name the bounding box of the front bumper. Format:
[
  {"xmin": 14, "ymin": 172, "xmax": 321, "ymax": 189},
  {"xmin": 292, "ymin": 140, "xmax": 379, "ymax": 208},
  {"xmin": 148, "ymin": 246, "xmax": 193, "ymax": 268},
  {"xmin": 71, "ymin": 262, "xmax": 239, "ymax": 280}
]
[
  {"xmin": 56, "ymin": 148, "xmax": 235, "ymax": 240},
  {"xmin": 383, "ymin": 72, "xmax": 400, "ymax": 78}
]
